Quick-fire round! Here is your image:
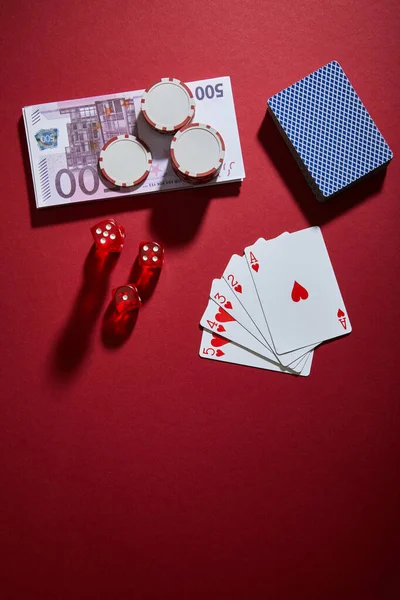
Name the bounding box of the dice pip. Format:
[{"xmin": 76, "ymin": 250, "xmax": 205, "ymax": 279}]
[
  {"xmin": 138, "ymin": 241, "xmax": 164, "ymax": 268},
  {"xmin": 91, "ymin": 218, "xmax": 125, "ymax": 253},
  {"xmin": 112, "ymin": 284, "xmax": 142, "ymax": 314}
]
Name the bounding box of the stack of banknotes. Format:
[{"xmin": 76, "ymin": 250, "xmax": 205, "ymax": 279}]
[{"xmin": 23, "ymin": 76, "xmax": 245, "ymax": 208}]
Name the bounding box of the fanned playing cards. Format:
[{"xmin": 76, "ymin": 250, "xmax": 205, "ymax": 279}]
[{"xmin": 199, "ymin": 226, "xmax": 352, "ymax": 376}]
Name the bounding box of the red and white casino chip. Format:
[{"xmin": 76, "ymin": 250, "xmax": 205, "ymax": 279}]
[
  {"xmin": 141, "ymin": 78, "xmax": 196, "ymax": 134},
  {"xmin": 170, "ymin": 123, "xmax": 226, "ymax": 183},
  {"xmin": 171, "ymin": 161, "xmax": 220, "ymax": 185},
  {"xmin": 98, "ymin": 134, "xmax": 152, "ymax": 188}
]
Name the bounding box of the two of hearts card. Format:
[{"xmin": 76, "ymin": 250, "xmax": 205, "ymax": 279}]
[{"xmin": 199, "ymin": 227, "xmax": 352, "ymax": 376}]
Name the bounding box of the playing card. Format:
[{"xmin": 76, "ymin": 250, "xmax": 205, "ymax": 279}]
[
  {"xmin": 244, "ymin": 226, "xmax": 352, "ymax": 353},
  {"xmin": 290, "ymin": 348, "xmax": 314, "ymax": 372},
  {"xmin": 200, "ymin": 297, "xmax": 312, "ymax": 374},
  {"xmin": 223, "ymin": 243, "xmax": 315, "ymax": 366},
  {"xmin": 212, "ymin": 274, "xmax": 313, "ymax": 370},
  {"xmin": 222, "ymin": 249, "xmax": 276, "ymax": 349},
  {"xmin": 297, "ymin": 350, "xmax": 313, "ymax": 376},
  {"xmin": 199, "ymin": 329, "xmax": 312, "ymax": 376},
  {"xmin": 209, "ymin": 278, "xmax": 275, "ymax": 357},
  {"xmin": 200, "ymin": 298, "xmax": 280, "ymax": 365}
]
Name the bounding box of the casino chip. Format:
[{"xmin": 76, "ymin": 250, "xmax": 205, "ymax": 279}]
[
  {"xmin": 99, "ymin": 134, "xmax": 152, "ymax": 187},
  {"xmin": 170, "ymin": 123, "xmax": 225, "ymax": 184},
  {"xmin": 141, "ymin": 78, "xmax": 196, "ymax": 134}
]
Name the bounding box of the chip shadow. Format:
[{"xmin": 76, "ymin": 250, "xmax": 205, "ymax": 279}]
[{"xmin": 19, "ymin": 115, "xmax": 241, "ymax": 246}]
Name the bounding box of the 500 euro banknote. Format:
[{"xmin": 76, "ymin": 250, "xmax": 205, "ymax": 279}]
[{"xmin": 23, "ymin": 76, "xmax": 245, "ymax": 208}]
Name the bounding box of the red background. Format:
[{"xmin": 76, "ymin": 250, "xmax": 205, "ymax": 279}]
[{"xmin": 1, "ymin": 1, "xmax": 400, "ymax": 598}]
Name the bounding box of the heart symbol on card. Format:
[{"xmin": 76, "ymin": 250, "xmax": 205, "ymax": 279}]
[
  {"xmin": 215, "ymin": 307, "xmax": 236, "ymax": 323},
  {"xmin": 217, "ymin": 325, "xmax": 226, "ymax": 332},
  {"xmin": 234, "ymin": 284, "xmax": 242, "ymax": 293},
  {"xmin": 251, "ymin": 263, "xmax": 259, "ymax": 273},
  {"xmin": 337, "ymin": 308, "xmax": 347, "ymax": 330},
  {"xmin": 224, "ymin": 301, "xmax": 232, "ymax": 309},
  {"xmin": 211, "ymin": 333, "xmax": 230, "ymax": 348},
  {"xmin": 215, "ymin": 349, "xmax": 225, "ymax": 357},
  {"xmin": 291, "ymin": 281, "xmax": 309, "ymax": 302}
]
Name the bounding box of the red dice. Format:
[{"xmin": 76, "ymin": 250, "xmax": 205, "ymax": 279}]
[
  {"xmin": 91, "ymin": 218, "xmax": 125, "ymax": 253},
  {"xmin": 112, "ymin": 284, "xmax": 142, "ymax": 314},
  {"xmin": 138, "ymin": 241, "xmax": 164, "ymax": 268}
]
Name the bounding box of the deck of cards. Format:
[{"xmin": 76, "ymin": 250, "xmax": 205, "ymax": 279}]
[
  {"xmin": 268, "ymin": 61, "xmax": 393, "ymax": 201},
  {"xmin": 199, "ymin": 227, "xmax": 352, "ymax": 376}
]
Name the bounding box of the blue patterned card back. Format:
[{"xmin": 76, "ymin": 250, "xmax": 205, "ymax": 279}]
[{"xmin": 268, "ymin": 61, "xmax": 393, "ymax": 199}]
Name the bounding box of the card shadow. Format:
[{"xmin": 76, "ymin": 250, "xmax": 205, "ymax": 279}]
[
  {"xmin": 19, "ymin": 116, "xmax": 241, "ymax": 247},
  {"xmin": 257, "ymin": 110, "xmax": 388, "ymax": 226},
  {"xmin": 51, "ymin": 245, "xmax": 119, "ymax": 380}
]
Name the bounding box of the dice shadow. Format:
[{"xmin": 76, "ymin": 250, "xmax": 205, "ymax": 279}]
[
  {"xmin": 257, "ymin": 109, "xmax": 388, "ymax": 226},
  {"xmin": 101, "ymin": 303, "xmax": 139, "ymax": 349},
  {"xmin": 129, "ymin": 257, "xmax": 161, "ymax": 304},
  {"xmin": 100, "ymin": 258, "xmax": 161, "ymax": 348},
  {"xmin": 51, "ymin": 245, "xmax": 119, "ymax": 378}
]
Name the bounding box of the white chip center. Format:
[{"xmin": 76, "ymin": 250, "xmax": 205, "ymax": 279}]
[
  {"xmin": 103, "ymin": 138, "xmax": 147, "ymax": 184},
  {"xmin": 146, "ymin": 83, "xmax": 191, "ymax": 128},
  {"xmin": 174, "ymin": 128, "xmax": 221, "ymax": 173}
]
